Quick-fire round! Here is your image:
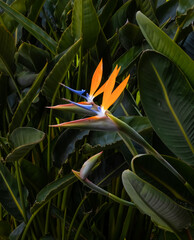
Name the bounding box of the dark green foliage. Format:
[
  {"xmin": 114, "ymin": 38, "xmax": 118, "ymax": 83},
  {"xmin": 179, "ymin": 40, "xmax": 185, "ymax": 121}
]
[{"xmin": 0, "ymin": 0, "xmax": 193, "ymax": 239}]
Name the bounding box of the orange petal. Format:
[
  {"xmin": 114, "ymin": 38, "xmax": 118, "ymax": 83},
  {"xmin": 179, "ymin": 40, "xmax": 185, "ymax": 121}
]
[
  {"xmin": 90, "ymin": 59, "xmax": 103, "ymax": 97},
  {"xmin": 93, "ymin": 80, "xmax": 106, "ymax": 98},
  {"xmin": 93, "ymin": 65, "xmax": 120, "ymax": 99},
  {"xmin": 102, "ymin": 74, "xmax": 130, "ymax": 110},
  {"xmin": 101, "ymin": 66, "xmax": 121, "ymax": 110}
]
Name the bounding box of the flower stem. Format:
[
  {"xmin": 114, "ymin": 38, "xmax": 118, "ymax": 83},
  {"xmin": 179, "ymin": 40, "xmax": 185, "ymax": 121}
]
[
  {"xmin": 15, "ymin": 161, "xmax": 27, "ymax": 223},
  {"xmin": 118, "ymin": 132, "xmax": 138, "ymax": 156},
  {"xmin": 44, "ymin": 200, "xmax": 51, "ymax": 235}
]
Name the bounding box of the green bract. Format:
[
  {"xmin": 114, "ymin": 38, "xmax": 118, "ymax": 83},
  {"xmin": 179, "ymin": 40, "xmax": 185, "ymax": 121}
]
[{"xmin": 0, "ymin": 1, "xmax": 193, "ymax": 239}]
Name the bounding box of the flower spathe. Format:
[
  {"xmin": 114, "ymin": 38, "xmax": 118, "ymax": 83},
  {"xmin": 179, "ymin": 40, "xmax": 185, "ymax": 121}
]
[{"xmin": 49, "ymin": 60, "xmax": 130, "ymax": 131}]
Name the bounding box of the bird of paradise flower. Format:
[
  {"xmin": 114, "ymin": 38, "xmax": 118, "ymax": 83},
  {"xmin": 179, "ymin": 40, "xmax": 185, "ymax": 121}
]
[
  {"xmin": 48, "ymin": 59, "xmax": 188, "ymax": 190},
  {"xmin": 49, "ymin": 59, "xmax": 130, "ymax": 130}
]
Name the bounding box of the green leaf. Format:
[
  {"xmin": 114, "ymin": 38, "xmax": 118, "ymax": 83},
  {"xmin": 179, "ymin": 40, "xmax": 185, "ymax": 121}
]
[
  {"xmin": 119, "ymin": 23, "xmax": 143, "ymax": 50},
  {"xmin": 0, "ymin": 220, "xmax": 11, "ymax": 239},
  {"xmin": 182, "ymin": 31, "xmax": 194, "ymax": 60},
  {"xmin": 0, "ymin": 0, "xmax": 57, "ymax": 53},
  {"xmin": 132, "ymin": 154, "xmax": 194, "ymax": 206},
  {"xmin": 122, "ymin": 170, "xmax": 192, "ymax": 235},
  {"xmin": 31, "ymin": 174, "xmax": 77, "ymax": 213},
  {"xmin": 136, "ymin": 11, "xmax": 194, "ymax": 87},
  {"xmin": 27, "ymin": 0, "xmax": 46, "ymax": 22},
  {"xmin": 156, "ymin": 0, "xmax": 178, "ymax": 25},
  {"xmin": 98, "ymin": 0, "xmax": 118, "ymax": 29},
  {"xmin": 113, "ymin": 89, "xmax": 140, "ymax": 116},
  {"xmin": 71, "ymin": 0, "xmax": 100, "ymax": 50},
  {"xmin": 107, "ymin": 0, "xmax": 133, "ymax": 36},
  {"xmin": 42, "ymin": 38, "xmax": 82, "ymax": 102},
  {"xmin": 73, "ymin": 170, "xmax": 134, "ymax": 207},
  {"xmin": 9, "ymin": 63, "xmax": 47, "ymax": 133},
  {"xmin": 9, "ymin": 222, "xmax": 25, "ymax": 240},
  {"xmin": 107, "ymin": 113, "xmax": 189, "ymax": 186},
  {"xmin": 54, "ymin": 0, "xmax": 69, "ymax": 25},
  {"xmin": 90, "ymin": 152, "xmax": 128, "ymax": 187},
  {"xmin": 177, "ymin": 0, "xmax": 194, "ymax": 15},
  {"xmin": 137, "ymin": 0, "xmax": 159, "ymax": 25},
  {"xmin": 0, "ymin": 162, "xmax": 28, "ymax": 220},
  {"xmin": 96, "ymin": 29, "xmax": 112, "ymax": 77},
  {"xmin": 89, "ymin": 116, "xmax": 151, "ymax": 148},
  {"xmin": 15, "ymin": 42, "xmax": 50, "ymax": 72},
  {"xmin": 138, "ymin": 50, "xmax": 194, "ymax": 165},
  {"xmin": 0, "ymin": 24, "xmax": 16, "ymax": 78},
  {"xmin": 53, "ymin": 129, "xmax": 89, "ymax": 168},
  {"xmin": 176, "ymin": 7, "xmax": 194, "ymax": 29},
  {"xmin": 57, "ymin": 24, "xmax": 74, "ymax": 54},
  {"xmin": 113, "ymin": 46, "xmax": 142, "ymax": 76},
  {"xmin": 6, "ymin": 127, "xmax": 45, "ymax": 162},
  {"xmin": 158, "ymin": 229, "xmax": 194, "ymax": 240},
  {"xmin": 0, "ymin": 0, "xmax": 27, "ymax": 32},
  {"xmin": 20, "ymin": 159, "xmax": 47, "ymax": 192}
]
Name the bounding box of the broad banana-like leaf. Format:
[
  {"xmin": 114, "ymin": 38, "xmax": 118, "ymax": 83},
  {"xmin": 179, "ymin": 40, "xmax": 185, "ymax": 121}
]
[
  {"xmin": 137, "ymin": 0, "xmax": 159, "ymax": 25},
  {"xmin": 42, "ymin": 39, "xmax": 82, "ymax": 102},
  {"xmin": 72, "ymin": 170, "xmax": 134, "ymax": 207},
  {"xmin": 53, "ymin": 129, "xmax": 89, "ymax": 168},
  {"xmin": 138, "ymin": 50, "xmax": 194, "ymax": 165},
  {"xmin": 31, "ymin": 174, "xmax": 77, "ymax": 213},
  {"xmin": 0, "ymin": 162, "xmax": 28, "ymax": 221},
  {"xmin": 71, "ymin": 0, "xmax": 100, "ymax": 51},
  {"xmin": 0, "ymin": 0, "xmax": 27, "ymax": 32},
  {"xmin": 15, "ymin": 42, "xmax": 49, "ymax": 72},
  {"xmin": 57, "ymin": 24, "xmax": 74, "ymax": 53},
  {"xmin": 136, "ymin": 11, "xmax": 194, "ymax": 87},
  {"xmin": 9, "ymin": 63, "xmax": 47, "ymax": 133},
  {"xmin": 132, "ymin": 154, "xmax": 194, "ymax": 206},
  {"xmin": 0, "ymin": 25, "xmax": 15, "ymax": 78},
  {"xmin": 0, "ymin": 0, "xmax": 57, "ymax": 53},
  {"xmin": 6, "ymin": 127, "xmax": 45, "ymax": 162},
  {"xmin": 122, "ymin": 170, "xmax": 192, "ymax": 236}
]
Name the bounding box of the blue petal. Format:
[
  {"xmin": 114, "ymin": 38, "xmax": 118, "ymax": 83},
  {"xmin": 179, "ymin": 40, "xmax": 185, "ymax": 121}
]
[
  {"xmin": 68, "ymin": 100, "xmax": 98, "ymax": 114},
  {"xmin": 61, "ymin": 84, "xmax": 87, "ymax": 100}
]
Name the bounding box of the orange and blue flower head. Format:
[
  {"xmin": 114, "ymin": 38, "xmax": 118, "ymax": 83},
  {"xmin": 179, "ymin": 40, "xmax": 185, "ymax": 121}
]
[{"xmin": 50, "ymin": 59, "xmax": 130, "ymax": 130}]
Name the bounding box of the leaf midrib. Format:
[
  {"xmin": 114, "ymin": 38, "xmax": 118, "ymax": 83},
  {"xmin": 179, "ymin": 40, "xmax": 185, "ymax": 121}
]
[
  {"xmin": 0, "ymin": 53, "xmax": 14, "ymax": 79},
  {"xmin": 151, "ymin": 63, "xmax": 194, "ymax": 154},
  {"xmin": 0, "ymin": 171, "xmax": 24, "ymax": 217},
  {"xmin": 0, "ymin": 0, "xmax": 57, "ymax": 53}
]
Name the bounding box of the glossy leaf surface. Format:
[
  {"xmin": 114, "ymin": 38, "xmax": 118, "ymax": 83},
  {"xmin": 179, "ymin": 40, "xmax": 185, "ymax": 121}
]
[
  {"xmin": 53, "ymin": 129, "xmax": 89, "ymax": 167},
  {"xmin": 132, "ymin": 154, "xmax": 194, "ymax": 206},
  {"xmin": 72, "ymin": 0, "xmax": 100, "ymax": 50},
  {"xmin": 6, "ymin": 127, "xmax": 45, "ymax": 162},
  {"xmin": 136, "ymin": 11, "xmax": 194, "ymax": 87},
  {"xmin": 15, "ymin": 42, "xmax": 49, "ymax": 72},
  {"xmin": 0, "ymin": 162, "xmax": 28, "ymax": 220},
  {"xmin": 0, "ymin": 0, "xmax": 57, "ymax": 53},
  {"xmin": 31, "ymin": 174, "xmax": 77, "ymax": 213},
  {"xmin": 122, "ymin": 170, "xmax": 192, "ymax": 234},
  {"xmin": 0, "ymin": 25, "xmax": 15, "ymax": 77},
  {"xmin": 137, "ymin": 0, "xmax": 158, "ymax": 25},
  {"xmin": 89, "ymin": 116, "xmax": 151, "ymax": 148},
  {"xmin": 9, "ymin": 63, "xmax": 47, "ymax": 133},
  {"xmin": 0, "ymin": 0, "xmax": 27, "ymax": 32},
  {"xmin": 42, "ymin": 39, "xmax": 81, "ymax": 101},
  {"xmin": 138, "ymin": 50, "xmax": 194, "ymax": 165}
]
